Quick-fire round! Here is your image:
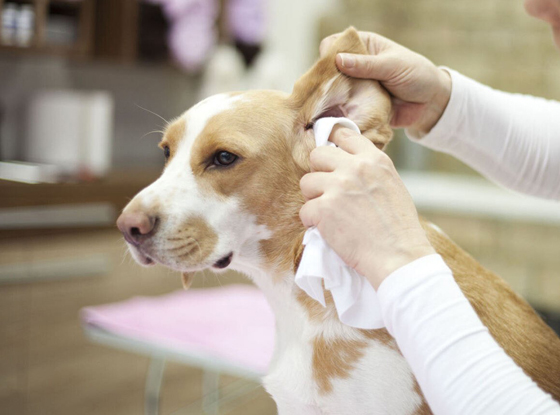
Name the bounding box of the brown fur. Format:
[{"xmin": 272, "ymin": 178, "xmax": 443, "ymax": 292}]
[
  {"xmin": 190, "ymin": 91, "xmax": 311, "ymax": 278},
  {"xmin": 307, "ymin": 296, "xmax": 405, "ymax": 395},
  {"xmin": 313, "ymin": 335, "xmax": 369, "ymax": 394},
  {"xmin": 172, "ymin": 215, "xmax": 218, "ymax": 267},
  {"xmin": 159, "ymin": 117, "xmax": 186, "ymax": 163},
  {"xmin": 412, "ymin": 379, "xmax": 432, "ymax": 415}
]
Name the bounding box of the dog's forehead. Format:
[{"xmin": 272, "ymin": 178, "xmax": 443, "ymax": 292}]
[
  {"xmin": 175, "ymin": 91, "xmax": 289, "ymax": 150},
  {"xmin": 183, "ymin": 93, "xmax": 244, "ymax": 146},
  {"xmin": 161, "ymin": 90, "xmax": 293, "ymax": 178},
  {"xmin": 189, "ymin": 90, "xmax": 289, "ymax": 131}
]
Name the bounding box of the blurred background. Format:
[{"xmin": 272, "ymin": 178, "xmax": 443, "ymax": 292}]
[{"xmin": 1, "ymin": 0, "xmax": 559, "ymax": 414}]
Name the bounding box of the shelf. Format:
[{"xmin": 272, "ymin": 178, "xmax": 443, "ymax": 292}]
[
  {"xmin": 0, "ymin": 42, "xmax": 86, "ymax": 57},
  {"xmin": 0, "ymin": 0, "xmax": 94, "ymax": 58},
  {"xmin": 48, "ymin": 0, "xmax": 88, "ymax": 4},
  {"xmin": 1, "ymin": 0, "xmax": 168, "ymax": 64},
  {"xmin": 0, "ymin": 0, "xmax": 34, "ymax": 5}
]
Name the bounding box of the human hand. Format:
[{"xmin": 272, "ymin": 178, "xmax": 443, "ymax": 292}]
[
  {"xmin": 299, "ymin": 127, "xmax": 435, "ymax": 289},
  {"xmin": 320, "ymin": 31, "xmax": 452, "ymax": 136}
]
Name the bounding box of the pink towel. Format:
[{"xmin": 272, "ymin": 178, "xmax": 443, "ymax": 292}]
[{"xmin": 81, "ymin": 284, "xmax": 275, "ymax": 374}]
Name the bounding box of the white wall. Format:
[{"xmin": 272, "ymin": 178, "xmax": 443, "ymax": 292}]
[{"xmin": 266, "ymin": 0, "xmax": 340, "ymax": 89}]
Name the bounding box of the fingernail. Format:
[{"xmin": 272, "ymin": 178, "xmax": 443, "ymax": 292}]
[{"xmin": 338, "ymin": 53, "xmax": 355, "ymax": 68}]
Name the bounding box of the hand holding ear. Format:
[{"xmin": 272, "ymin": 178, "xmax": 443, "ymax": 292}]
[
  {"xmin": 320, "ymin": 31, "xmax": 452, "ymax": 137},
  {"xmin": 299, "ymin": 127, "xmax": 435, "ymax": 289}
]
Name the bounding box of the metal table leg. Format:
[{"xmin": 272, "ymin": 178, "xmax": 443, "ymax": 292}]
[
  {"xmin": 202, "ymin": 369, "xmax": 220, "ymax": 415},
  {"xmin": 145, "ymin": 356, "xmax": 166, "ymax": 415}
]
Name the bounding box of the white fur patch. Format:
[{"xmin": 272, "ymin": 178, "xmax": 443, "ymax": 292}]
[{"xmin": 323, "ymin": 342, "xmax": 422, "ymax": 414}]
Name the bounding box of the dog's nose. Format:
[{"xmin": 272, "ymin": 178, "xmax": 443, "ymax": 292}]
[{"xmin": 116, "ymin": 211, "xmax": 157, "ymax": 245}]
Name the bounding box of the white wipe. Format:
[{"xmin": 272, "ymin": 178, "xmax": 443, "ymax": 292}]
[{"xmin": 295, "ymin": 117, "xmax": 384, "ymax": 329}]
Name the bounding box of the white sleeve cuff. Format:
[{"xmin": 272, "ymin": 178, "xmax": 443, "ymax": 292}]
[{"xmin": 405, "ymin": 68, "xmax": 467, "ymax": 150}]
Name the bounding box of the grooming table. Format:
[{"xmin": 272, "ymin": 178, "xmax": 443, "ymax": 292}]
[{"xmin": 80, "ymin": 284, "xmax": 275, "ymax": 415}]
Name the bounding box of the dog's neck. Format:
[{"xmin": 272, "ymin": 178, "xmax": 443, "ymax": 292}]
[
  {"xmin": 229, "ymin": 161, "xmax": 344, "ymax": 333},
  {"xmin": 234, "ymin": 224, "xmax": 305, "ymax": 304},
  {"xmin": 233, "ymin": 219, "xmax": 345, "ymax": 339}
]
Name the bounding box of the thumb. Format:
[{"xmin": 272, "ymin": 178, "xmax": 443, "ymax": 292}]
[
  {"xmin": 336, "ymin": 53, "xmax": 395, "ymax": 82},
  {"xmin": 299, "ymin": 199, "xmax": 321, "ymax": 228}
]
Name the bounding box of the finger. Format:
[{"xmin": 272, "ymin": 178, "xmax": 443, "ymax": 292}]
[
  {"xmin": 319, "ymin": 34, "xmax": 341, "ymax": 57},
  {"xmin": 357, "ymin": 31, "xmax": 394, "ymax": 55},
  {"xmin": 309, "ymin": 146, "xmax": 348, "ymax": 172},
  {"xmin": 336, "ymin": 53, "xmax": 397, "ymax": 81},
  {"xmin": 300, "ymin": 172, "xmax": 330, "ymax": 200},
  {"xmin": 299, "ymin": 198, "xmax": 322, "ymax": 228},
  {"xmin": 329, "ymin": 126, "xmax": 375, "ymax": 155}
]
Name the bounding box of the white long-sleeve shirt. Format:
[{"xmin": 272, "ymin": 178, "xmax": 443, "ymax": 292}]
[
  {"xmin": 378, "ymin": 255, "xmax": 560, "ymax": 414},
  {"xmin": 408, "ymin": 69, "xmax": 560, "ymax": 200},
  {"xmin": 377, "ymin": 70, "xmax": 560, "ymax": 414}
]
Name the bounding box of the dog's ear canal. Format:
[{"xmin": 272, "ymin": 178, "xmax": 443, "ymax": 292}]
[{"xmin": 290, "ymin": 27, "xmax": 393, "ymax": 150}]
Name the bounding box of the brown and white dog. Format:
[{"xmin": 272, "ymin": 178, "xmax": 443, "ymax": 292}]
[{"xmin": 117, "ymin": 28, "xmax": 560, "ymax": 414}]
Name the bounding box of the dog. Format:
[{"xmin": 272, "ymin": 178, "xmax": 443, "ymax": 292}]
[{"xmin": 117, "ymin": 27, "xmax": 560, "ymax": 414}]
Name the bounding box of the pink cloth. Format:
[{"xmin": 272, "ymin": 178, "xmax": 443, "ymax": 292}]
[
  {"xmin": 227, "ymin": 0, "xmax": 268, "ymax": 44},
  {"xmin": 144, "ymin": 0, "xmax": 267, "ymax": 72},
  {"xmin": 146, "ymin": 0, "xmax": 219, "ymax": 72},
  {"xmin": 81, "ymin": 284, "xmax": 275, "ymax": 375}
]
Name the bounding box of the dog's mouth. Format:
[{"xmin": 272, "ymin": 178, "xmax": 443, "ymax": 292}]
[
  {"xmin": 128, "ymin": 244, "xmax": 156, "ymax": 267},
  {"xmin": 141, "ymin": 256, "xmax": 154, "ymax": 265},
  {"xmin": 213, "ymin": 252, "xmax": 233, "ymax": 269},
  {"xmin": 127, "ymin": 240, "xmax": 233, "ymax": 272}
]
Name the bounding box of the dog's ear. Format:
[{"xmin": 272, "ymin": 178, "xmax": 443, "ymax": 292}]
[{"xmin": 290, "ymin": 27, "xmax": 393, "ymax": 156}]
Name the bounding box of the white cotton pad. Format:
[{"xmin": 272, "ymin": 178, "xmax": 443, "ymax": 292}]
[{"xmin": 294, "ymin": 117, "xmax": 384, "ymax": 329}]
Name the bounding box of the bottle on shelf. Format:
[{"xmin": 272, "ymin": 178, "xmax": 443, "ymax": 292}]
[
  {"xmin": 16, "ymin": 5, "xmax": 35, "ymax": 47},
  {"xmin": 1, "ymin": 3, "xmax": 18, "ymax": 46}
]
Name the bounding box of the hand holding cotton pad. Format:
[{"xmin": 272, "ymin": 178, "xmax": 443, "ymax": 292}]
[{"xmin": 295, "ymin": 117, "xmax": 384, "ymax": 330}]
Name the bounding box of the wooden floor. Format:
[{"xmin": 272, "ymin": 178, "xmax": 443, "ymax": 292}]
[{"xmin": 0, "ymin": 229, "xmax": 277, "ymax": 415}]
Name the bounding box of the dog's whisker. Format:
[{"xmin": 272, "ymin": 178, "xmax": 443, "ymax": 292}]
[
  {"xmin": 167, "ymin": 243, "xmax": 194, "ymax": 252},
  {"xmin": 186, "ymin": 237, "xmax": 203, "ymax": 259},
  {"xmin": 120, "ymin": 242, "xmax": 132, "ymax": 266},
  {"xmin": 176, "ymin": 247, "xmax": 198, "ymax": 259},
  {"xmin": 165, "ymin": 239, "xmax": 196, "ymax": 248},
  {"xmin": 193, "ymin": 270, "xmax": 202, "ymax": 287},
  {"xmin": 140, "ymin": 129, "xmax": 165, "ymax": 140},
  {"xmin": 214, "ymin": 273, "xmax": 224, "ymax": 287},
  {"xmin": 134, "ymin": 103, "xmax": 170, "ymax": 126}
]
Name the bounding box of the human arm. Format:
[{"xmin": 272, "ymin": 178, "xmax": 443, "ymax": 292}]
[
  {"xmin": 406, "ymin": 69, "xmax": 560, "ymax": 200},
  {"xmin": 320, "ymin": 31, "xmax": 560, "ymax": 200},
  {"xmin": 379, "ymin": 254, "xmax": 560, "ymax": 414},
  {"xmin": 299, "ymin": 128, "xmax": 560, "ymax": 414}
]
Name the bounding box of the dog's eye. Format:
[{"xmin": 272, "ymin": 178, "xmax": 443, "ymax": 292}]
[
  {"xmin": 163, "ymin": 146, "xmax": 170, "ymax": 160},
  {"xmin": 213, "ymin": 151, "xmax": 238, "ymax": 167}
]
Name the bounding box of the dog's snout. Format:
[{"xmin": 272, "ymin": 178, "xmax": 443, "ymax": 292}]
[{"xmin": 117, "ymin": 211, "xmax": 157, "ymax": 246}]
